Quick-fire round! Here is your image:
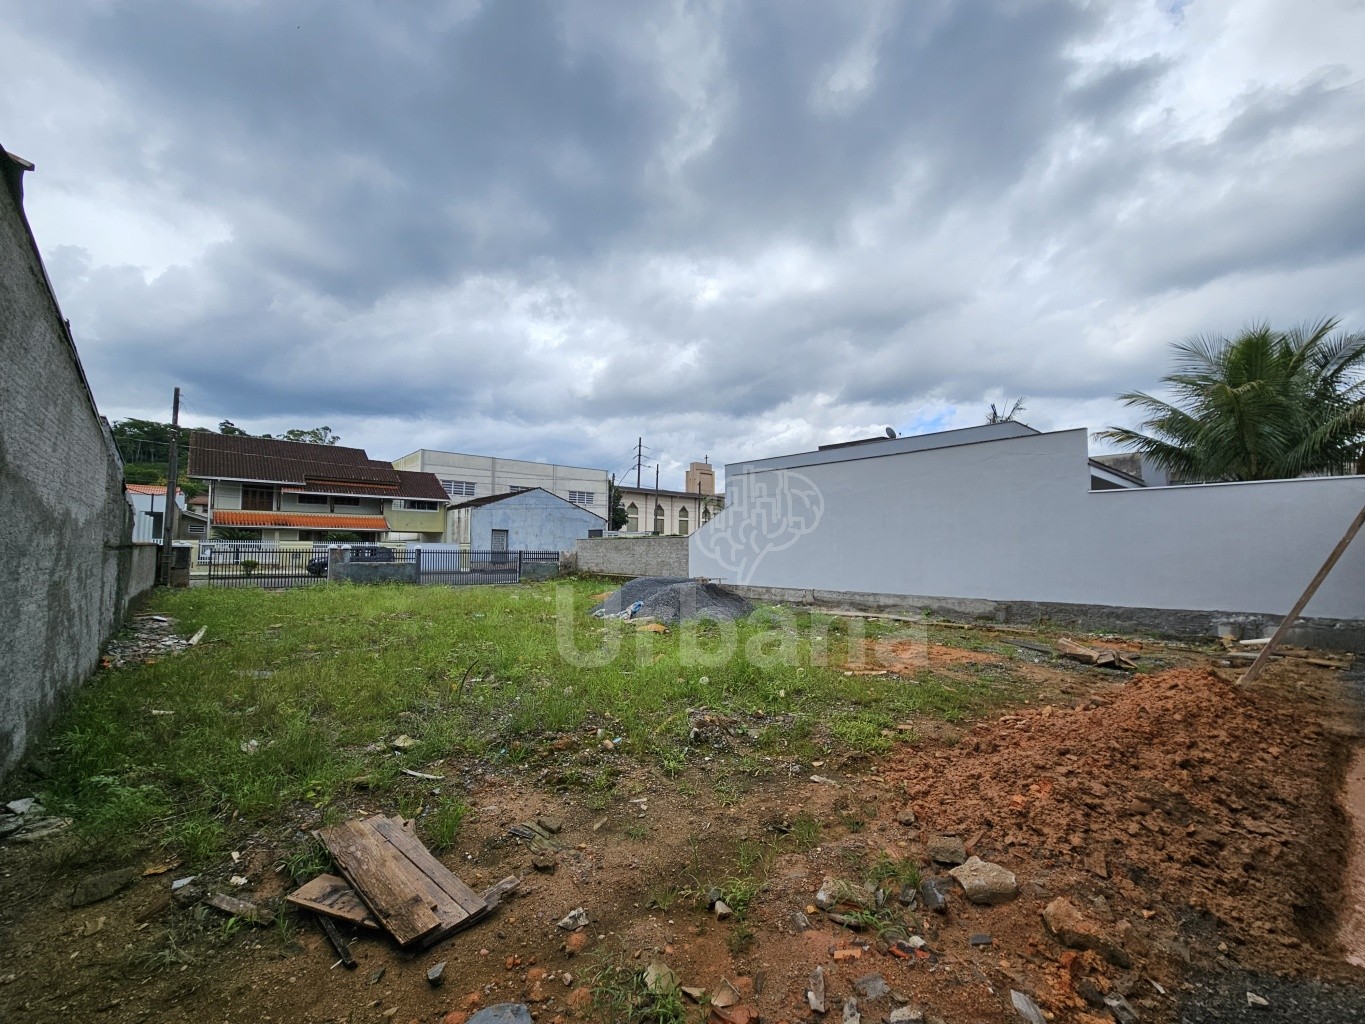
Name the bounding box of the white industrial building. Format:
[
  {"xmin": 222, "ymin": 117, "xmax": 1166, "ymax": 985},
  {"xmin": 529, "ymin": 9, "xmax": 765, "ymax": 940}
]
[{"xmin": 392, "ymin": 449, "xmax": 609, "ymax": 522}]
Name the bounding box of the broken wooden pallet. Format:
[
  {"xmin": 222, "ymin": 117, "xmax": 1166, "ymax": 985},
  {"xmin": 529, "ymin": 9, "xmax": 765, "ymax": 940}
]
[
  {"xmin": 285, "ymin": 872, "xmax": 381, "ymax": 929},
  {"xmin": 315, "ymin": 815, "xmax": 490, "ymax": 947},
  {"xmin": 1056, "ymin": 637, "xmax": 1137, "ymax": 670}
]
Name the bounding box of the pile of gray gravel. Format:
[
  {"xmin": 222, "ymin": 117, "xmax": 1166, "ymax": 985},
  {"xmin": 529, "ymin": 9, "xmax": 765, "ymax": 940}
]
[{"xmin": 591, "ymin": 576, "xmax": 754, "ymax": 625}]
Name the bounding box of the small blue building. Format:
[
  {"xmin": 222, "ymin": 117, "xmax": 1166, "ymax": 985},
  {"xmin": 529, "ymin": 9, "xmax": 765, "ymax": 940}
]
[{"xmin": 449, "ymin": 487, "xmax": 605, "ymax": 553}]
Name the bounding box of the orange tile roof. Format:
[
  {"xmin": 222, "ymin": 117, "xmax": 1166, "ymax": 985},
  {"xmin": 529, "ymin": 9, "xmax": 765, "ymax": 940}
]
[
  {"xmin": 125, "ymin": 483, "xmax": 183, "ymax": 496},
  {"xmin": 212, "ymin": 511, "xmax": 389, "ymax": 530}
]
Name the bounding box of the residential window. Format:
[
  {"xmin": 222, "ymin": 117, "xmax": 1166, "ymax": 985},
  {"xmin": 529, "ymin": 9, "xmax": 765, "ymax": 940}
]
[
  {"xmin": 297, "ymin": 493, "xmax": 328, "ymax": 505},
  {"xmin": 333, "ymin": 495, "xmax": 360, "ymax": 507},
  {"xmin": 241, "ymin": 485, "xmax": 274, "ymax": 511},
  {"xmin": 441, "ymin": 479, "xmax": 476, "ymax": 497},
  {"xmin": 677, "ymin": 506, "xmax": 689, "ymax": 535},
  {"xmin": 653, "ymin": 504, "xmax": 665, "ymax": 534},
  {"xmin": 398, "ymin": 499, "xmax": 438, "ymax": 511},
  {"xmin": 626, "ymin": 502, "xmax": 638, "ymax": 531},
  {"xmin": 187, "ymin": 522, "xmax": 205, "ymax": 536},
  {"xmin": 568, "ymin": 490, "xmax": 595, "ymax": 505},
  {"xmin": 508, "ymin": 485, "xmax": 531, "ymax": 493}
]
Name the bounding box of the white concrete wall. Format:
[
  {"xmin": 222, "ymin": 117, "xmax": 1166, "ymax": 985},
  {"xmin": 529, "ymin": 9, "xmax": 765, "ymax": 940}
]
[
  {"xmin": 394, "ymin": 449, "xmax": 608, "ymax": 519},
  {"xmin": 690, "ymin": 429, "xmax": 1365, "ymax": 620}
]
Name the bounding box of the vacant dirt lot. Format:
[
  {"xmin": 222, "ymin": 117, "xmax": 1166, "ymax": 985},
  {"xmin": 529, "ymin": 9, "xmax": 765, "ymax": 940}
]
[{"xmin": 2, "ymin": 594, "xmax": 1363, "ymax": 1023}]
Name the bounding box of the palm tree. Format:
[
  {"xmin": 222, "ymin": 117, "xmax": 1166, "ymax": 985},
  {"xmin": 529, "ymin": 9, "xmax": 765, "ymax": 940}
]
[
  {"xmin": 986, "ymin": 397, "xmax": 1027, "ymax": 424},
  {"xmin": 1097, "ymin": 319, "xmax": 1365, "ymax": 482}
]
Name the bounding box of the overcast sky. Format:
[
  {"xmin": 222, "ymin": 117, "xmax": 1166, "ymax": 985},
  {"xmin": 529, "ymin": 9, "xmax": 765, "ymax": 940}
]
[{"xmin": 4, "ymin": 1, "xmax": 1363, "ymax": 487}]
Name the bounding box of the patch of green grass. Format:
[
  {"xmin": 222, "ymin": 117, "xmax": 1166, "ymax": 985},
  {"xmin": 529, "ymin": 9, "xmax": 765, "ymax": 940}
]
[
  {"xmin": 788, "ymin": 812, "xmax": 822, "ymax": 850},
  {"xmin": 163, "ymin": 811, "xmax": 226, "ymax": 866},
  {"xmin": 869, "ymin": 852, "xmax": 922, "ymax": 889},
  {"xmin": 278, "ymin": 836, "xmax": 330, "ymax": 881},
  {"xmin": 31, "ymin": 580, "xmax": 1016, "ymax": 858},
  {"xmin": 422, "ymin": 797, "xmax": 469, "ymax": 852},
  {"xmin": 589, "ymin": 960, "xmax": 687, "ymax": 1024}
]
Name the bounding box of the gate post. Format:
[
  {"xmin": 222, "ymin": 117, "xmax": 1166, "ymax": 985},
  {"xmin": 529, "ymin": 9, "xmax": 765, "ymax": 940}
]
[{"xmin": 517, "ymin": 550, "xmax": 523, "ymax": 582}]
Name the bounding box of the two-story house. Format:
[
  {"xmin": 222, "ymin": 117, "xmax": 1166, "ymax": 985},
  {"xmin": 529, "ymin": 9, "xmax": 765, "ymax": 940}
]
[{"xmin": 186, "ymin": 433, "xmax": 448, "ymax": 543}]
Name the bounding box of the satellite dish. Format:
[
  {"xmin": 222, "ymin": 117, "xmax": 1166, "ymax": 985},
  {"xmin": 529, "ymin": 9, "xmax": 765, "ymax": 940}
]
[{"xmin": 885, "ymin": 427, "xmax": 898, "ymax": 438}]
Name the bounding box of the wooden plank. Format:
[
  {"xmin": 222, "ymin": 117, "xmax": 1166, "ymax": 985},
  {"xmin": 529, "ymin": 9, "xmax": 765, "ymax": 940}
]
[
  {"xmin": 316, "ymin": 913, "xmax": 357, "ymax": 968},
  {"xmin": 1241, "ymin": 503, "xmax": 1365, "ymax": 686},
  {"xmin": 480, "ymin": 875, "xmax": 521, "ymax": 907},
  {"xmin": 286, "ymin": 873, "xmax": 381, "ymax": 929},
  {"xmin": 318, "ymin": 819, "xmax": 442, "ymax": 946},
  {"xmin": 370, "ymin": 816, "xmax": 487, "ymax": 916}
]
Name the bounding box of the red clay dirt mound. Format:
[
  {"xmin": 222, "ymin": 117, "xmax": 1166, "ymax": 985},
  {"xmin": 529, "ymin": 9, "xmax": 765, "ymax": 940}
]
[{"xmin": 864, "ymin": 667, "xmax": 1358, "ymax": 1019}]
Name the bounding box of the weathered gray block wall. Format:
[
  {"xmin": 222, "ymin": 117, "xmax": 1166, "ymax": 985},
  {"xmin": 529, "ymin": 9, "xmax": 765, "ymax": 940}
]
[
  {"xmin": 0, "ymin": 152, "xmax": 148, "ymax": 777},
  {"xmin": 692, "ymin": 428, "xmax": 1365, "ymax": 639},
  {"xmin": 725, "ymin": 585, "xmax": 1365, "ymax": 651},
  {"xmin": 572, "ymin": 536, "xmax": 689, "ymax": 577}
]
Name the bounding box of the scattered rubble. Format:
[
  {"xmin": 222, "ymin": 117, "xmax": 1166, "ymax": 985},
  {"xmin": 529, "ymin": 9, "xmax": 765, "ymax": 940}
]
[
  {"xmin": 1, "ymin": 796, "xmax": 72, "ymax": 844},
  {"xmin": 101, "ymin": 614, "xmax": 203, "ymax": 669},
  {"xmin": 591, "ymin": 576, "xmax": 754, "ymax": 624}
]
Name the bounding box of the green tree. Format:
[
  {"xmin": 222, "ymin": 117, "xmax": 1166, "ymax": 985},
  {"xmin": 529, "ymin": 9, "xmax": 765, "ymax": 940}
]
[
  {"xmin": 607, "ymin": 479, "xmax": 629, "ymax": 530},
  {"xmin": 218, "ymin": 419, "xmax": 251, "ymax": 436},
  {"xmin": 271, "ymin": 426, "xmax": 341, "ymax": 445},
  {"xmin": 1097, "ymin": 319, "xmax": 1365, "ymax": 482}
]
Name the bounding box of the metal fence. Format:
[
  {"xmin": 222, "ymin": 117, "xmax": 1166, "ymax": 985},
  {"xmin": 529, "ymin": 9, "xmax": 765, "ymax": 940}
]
[
  {"xmin": 197, "ymin": 546, "xmax": 560, "ymax": 589},
  {"xmin": 201, "ymin": 546, "xmax": 327, "ymax": 588}
]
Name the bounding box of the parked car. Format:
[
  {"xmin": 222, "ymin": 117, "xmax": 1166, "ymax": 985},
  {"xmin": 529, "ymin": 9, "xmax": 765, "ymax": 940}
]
[{"xmin": 306, "ymin": 546, "xmax": 396, "ymax": 577}]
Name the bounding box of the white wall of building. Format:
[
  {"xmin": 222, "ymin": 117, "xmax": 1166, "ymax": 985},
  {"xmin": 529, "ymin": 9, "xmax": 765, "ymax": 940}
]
[
  {"xmin": 690, "ymin": 428, "xmax": 1365, "ymax": 620},
  {"xmin": 394, "ymin": 449, "xmax": 607, "ymax": 519}
]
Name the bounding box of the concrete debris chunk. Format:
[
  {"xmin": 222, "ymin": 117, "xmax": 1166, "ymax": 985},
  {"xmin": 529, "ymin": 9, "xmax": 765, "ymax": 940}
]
[
  {"xmin": 918, "ymin": 877, "xmax": 953, "ymax": 914},
  {"xmin": 815, "ymin": 877, "xmax": 877, "ymax": 913},
  {"xmin": 426, "ymin": 961, "xmax": 446, "ymax": 986},
  {"xmin": 852, "ymin": 973, "xmax": 889, "ymax": 1000},
  {"xmin": 1042, "ymin": 897, "xmax": 1131, "ymax": 967},
  {"xmin": 1010, "ymin": 990, "xmax": 1048, "ymax": 1024},
  {"xmin": 70, "ymin": 867, "xmax": 138, "ymax": 908},
  {"xmin": 1107, "ymin": 992, "xmax": 1141, "ymax": 1021},
  {"xmin": 642, "ymin": 961, "xmax": 678, "ymax": 996},
  {"xmin": 807, "ymin": 966, "xmax": 826, "ymax": 1014},
  {"xmin": 948, "ymin": 856, "xmax": 1018, "ymax": 905},
  {"xmin": 466, "ymin": 1006, "xmax": 534, "ymax": 1024},
  {"xmin": 926, "ymin": 835, "xmax": 967, "ymax": 866},
  {"xmin": 842, "ymin": 997, "xmax": 860, "ymax": 1024},
  {"xmin": 556, "ymin": 908, "xmax": 589, "ymax": 931}
]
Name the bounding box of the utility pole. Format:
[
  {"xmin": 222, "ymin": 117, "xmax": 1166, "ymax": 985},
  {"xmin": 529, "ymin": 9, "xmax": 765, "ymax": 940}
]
[
  {"xmin": 635, "ymin": 436, "xmax": 643, "ymax": 489},
  {"xmin": 654, "ymin": 464, "xmax": 660, "ymax": 535},
  {"xmin": 160, "ymin": 386, "xmax": 181, "ymax": 585}
]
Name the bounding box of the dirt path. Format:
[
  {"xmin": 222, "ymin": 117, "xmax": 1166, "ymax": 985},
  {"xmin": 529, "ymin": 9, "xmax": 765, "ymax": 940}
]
[{"xmin": 4, "ymin": 659, "xmax": 1365, "ymax": 1023}]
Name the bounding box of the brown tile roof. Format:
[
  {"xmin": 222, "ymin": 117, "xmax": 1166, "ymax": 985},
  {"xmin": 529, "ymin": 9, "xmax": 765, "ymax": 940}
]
[
  {"xmin": 188, "ymin": 432, "xmax": 448, "ymax": 503},
  {"xmin": 212, "ymin": 511, "xmax": 390, "ymax": 530},
  {"xmin": 187, "ymin": 432, "xmax": 396, "ymax": 485},
  {"xmin": 394, "ymin": 471, "xmax": 450, "ymax": 502}
]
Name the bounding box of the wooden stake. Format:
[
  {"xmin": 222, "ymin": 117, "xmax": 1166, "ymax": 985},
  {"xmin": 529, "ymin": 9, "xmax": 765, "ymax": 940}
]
[{"xmin": 1240, "ymin": 503, "xmax": 1365, "ymax": 685}]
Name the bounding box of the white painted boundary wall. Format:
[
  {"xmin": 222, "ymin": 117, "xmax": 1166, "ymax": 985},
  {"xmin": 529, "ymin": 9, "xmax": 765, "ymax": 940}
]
[{"xmin": 689, "ymin": 429, "xmax": 1365, "ymax": 621}]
